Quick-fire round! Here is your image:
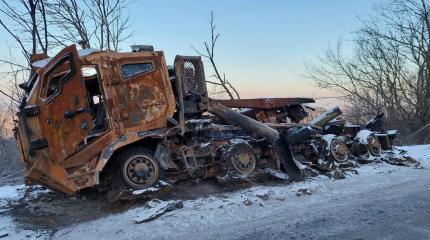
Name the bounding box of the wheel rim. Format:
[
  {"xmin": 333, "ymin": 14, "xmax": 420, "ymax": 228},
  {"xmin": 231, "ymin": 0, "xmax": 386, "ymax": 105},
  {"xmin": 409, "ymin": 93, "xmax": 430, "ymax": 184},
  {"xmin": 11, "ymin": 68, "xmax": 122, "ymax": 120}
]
[
  {"xmin": 368, "ymin": 136, "xmax": 381, "ymax": 156},
  {"xmin": 123, "ymin": 154, "xmax": 159, "ymax": 189},
  {"xmin": 330, "ymin": 139, "xmax": 349, "ymax": 162},
  {"xmin": 231, "ymin": 149, "xmax": 256, "ymax": 175}
]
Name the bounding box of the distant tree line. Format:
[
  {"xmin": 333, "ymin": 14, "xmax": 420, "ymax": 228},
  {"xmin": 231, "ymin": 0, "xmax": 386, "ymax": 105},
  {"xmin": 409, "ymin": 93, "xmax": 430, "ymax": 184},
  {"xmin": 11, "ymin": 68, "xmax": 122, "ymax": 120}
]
[{"xmin": 308, "ymin": 0, "xmax": 430, "ymax": 136}]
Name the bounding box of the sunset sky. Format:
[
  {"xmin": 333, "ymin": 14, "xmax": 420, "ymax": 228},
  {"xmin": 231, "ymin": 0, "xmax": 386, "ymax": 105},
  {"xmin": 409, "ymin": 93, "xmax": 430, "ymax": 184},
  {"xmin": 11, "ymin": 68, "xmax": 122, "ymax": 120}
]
[
  {"xmin": 0, "ymin": 0, "xmax": 379, "ymax": 104},
  {"xmin": 125, "ymin": 0, "xmax": 379, "ymax": 100}
]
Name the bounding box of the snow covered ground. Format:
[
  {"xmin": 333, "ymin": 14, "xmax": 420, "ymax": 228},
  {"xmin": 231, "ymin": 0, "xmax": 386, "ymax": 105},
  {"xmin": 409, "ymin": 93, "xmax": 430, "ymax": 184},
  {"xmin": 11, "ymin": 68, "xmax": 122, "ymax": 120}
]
[
  {"xmin": 1, "ymin": 145, "xmax": 429, "ymax": 240},
  {"xmin": 0, "ymin": 186, "xmax": 51, "ymax": 239}
]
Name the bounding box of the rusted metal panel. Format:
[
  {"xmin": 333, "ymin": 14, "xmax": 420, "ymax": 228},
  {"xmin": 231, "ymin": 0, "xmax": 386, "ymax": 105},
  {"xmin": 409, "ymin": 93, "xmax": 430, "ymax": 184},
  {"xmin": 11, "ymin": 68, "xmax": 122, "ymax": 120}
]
[
  {"xmin": 215, "ymin": 98, "xmax": 315, "ymax": 109},
  {"xmin": 96, "ymin": 51, "xmax": 176, "ymax": 134},
  {"xmin": 36, "ymin": 45, "xmax": 93, "ymax": 162},
  {"xmin": 15, "ymin": 45, "xmax": 326, "ymax": 198},
  {"xmin": 63, "ymin": 130, "xmax": 116, "ymax": 169}
]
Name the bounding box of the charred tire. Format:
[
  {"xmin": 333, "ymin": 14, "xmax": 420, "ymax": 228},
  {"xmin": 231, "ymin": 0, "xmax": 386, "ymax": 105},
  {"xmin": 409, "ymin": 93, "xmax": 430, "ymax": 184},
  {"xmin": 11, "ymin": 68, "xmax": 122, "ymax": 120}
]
[
  {"xmin": 115, "ymin": 146, "xmax": 163, "ymax": 190},
  {"xmin": 223, "ymin": 141, "xmax": 257, "ymax": 176},
  {"xmin": 351, "ymin": 133, "xmax": 381, "ymax": 157}
]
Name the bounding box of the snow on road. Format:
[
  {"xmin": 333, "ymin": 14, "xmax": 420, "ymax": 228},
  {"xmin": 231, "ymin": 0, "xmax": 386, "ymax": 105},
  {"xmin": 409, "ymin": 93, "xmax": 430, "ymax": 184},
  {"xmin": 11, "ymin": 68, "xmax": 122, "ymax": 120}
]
[
  {"xmin": 0, "ymin": 186, "xmax": 51, "ymax": 239},
  {"xmin": 0, "ymin": 145, "xmax": 429, "ymax": 240},
  {"xmin": 53, "ymin": 145, "xmax": 430, "ymax": 240}
]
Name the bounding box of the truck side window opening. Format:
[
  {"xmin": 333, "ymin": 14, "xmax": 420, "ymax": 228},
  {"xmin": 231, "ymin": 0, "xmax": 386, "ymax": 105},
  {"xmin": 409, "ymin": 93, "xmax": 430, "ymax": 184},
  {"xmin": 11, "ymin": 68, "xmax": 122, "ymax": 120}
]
[
  {"xmin": 82, "ymin": 66, "xmax": 98, "ymax": 78},
  {"xmin": 82, "ymin": 65, "xmax": 107, "ymax": 135},
  {"xmin": 121, "ymin": 62, "xmax": 153, "ymax": 79},
  {"xmin": 41, "ymin": 56, "xmax": 74, "ymax": 102}
]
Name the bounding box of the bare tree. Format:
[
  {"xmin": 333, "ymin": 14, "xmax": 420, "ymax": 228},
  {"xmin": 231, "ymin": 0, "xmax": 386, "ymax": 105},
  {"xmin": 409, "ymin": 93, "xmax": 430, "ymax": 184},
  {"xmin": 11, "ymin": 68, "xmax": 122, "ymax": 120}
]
[
  {"xmin": 46, "ymin": 0, "xmax": 91, "ymax": 48},
  {"xmin": 0, "ymin": 0, "xmax": 133, "ymax": 119},
  {"xmin": 47, "ymin": 0, "xmax": 132, "ymax": 51},
  {"xmin": 307, "ymin": 0, "xmax": 430, "ymax": 135},
  {"xmin": 193, "ymin": 11, "xmax": 240, "ymax": 100},
  {"xmin": 83, "ymin": 0, "xmax": 131, "ymax": 51},
  {"xmin": 0, "ymin": 0, "xmax": 50, "ymax": 60}
]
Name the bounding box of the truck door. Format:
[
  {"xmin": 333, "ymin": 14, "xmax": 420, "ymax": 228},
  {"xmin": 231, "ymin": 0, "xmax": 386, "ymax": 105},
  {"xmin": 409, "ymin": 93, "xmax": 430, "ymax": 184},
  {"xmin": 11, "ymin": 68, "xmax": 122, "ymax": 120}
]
[
  {"xmin": 111, "ymin": 51, "xmax": 175, "ymax": 131},
  {"xmin": 38, "ymin": 45, "xmax": 93, "ymax": 162}
]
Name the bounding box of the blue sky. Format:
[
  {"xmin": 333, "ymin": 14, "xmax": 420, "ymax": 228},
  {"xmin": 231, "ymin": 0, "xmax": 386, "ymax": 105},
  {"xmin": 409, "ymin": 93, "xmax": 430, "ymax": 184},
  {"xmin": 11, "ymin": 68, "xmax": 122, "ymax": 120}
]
[
  {"xmin": 0, "ymin": 0, "xmax": 379, "ymax": 101},
  {"xmin": 123, "ymin": 0, "xmax": 379, "ymax": 99}
]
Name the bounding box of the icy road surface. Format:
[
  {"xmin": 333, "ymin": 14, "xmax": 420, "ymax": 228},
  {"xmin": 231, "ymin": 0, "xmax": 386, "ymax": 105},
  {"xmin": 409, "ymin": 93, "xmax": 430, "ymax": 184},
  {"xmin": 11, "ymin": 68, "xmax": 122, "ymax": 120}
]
[{"xmin": 1, "ymin": 145, "xmax": 430, "ymax": 240}]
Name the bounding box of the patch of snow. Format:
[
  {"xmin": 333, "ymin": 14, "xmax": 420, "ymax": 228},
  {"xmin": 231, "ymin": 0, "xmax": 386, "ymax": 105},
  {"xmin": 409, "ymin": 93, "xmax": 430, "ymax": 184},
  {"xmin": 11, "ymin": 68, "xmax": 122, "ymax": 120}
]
[
  {"xmin": 0, "ymin": 215, "xmax": 50, "ymax": 240},
  {"xmin": 0, "ymin": 185, "xmax": 51, "ymax": 240},
  {"xmin": 355, "ymin": 129, "xmax": 373, "ymax": 144},
  {"xmin": 387, "ymin": 130, "xmax": 397, "ymax": 135},
  {"xmin": 321, "ymin": 134, "xmax": 337, "ymax": 152},
  {"xmin": 132, "ymin": 187, "xmax": 160, "ymax": 195},
  {"xmin": 199, "ymin": 142, "xmax": 211, "ymax": 148},
  {"xmin": 398, "ymin": 145, "xmax": 430, "ymax": 167},
  {"xmin": 32, "ymin": 48, "xmax": 98, "ymax": 68},
  {"xmin": 134, "ymin": 200, "xmax": 183, "ymax": 223},
  {"xmin": 8, "ymin": 144, "xmax": 427, "ymax": 240},
  {"xmin": 229, "ymin": 138, "xmax": 249, "ymax": 145},
  {"xmin": 309, "ymin": 106, "xmax": 341, "ymax": 127},
  {"xmin": 0, "ymin": 185, "xmax": 24, "ymax": 200},
  {"xmin": 345, "ymin": 123, "xmax": 361, "ymax": 127}
]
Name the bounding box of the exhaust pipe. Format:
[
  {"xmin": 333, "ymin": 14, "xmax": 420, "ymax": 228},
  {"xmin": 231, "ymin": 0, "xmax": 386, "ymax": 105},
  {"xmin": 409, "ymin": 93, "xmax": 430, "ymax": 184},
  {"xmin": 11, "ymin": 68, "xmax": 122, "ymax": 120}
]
[{"xmin": 209, "ymin": 101, "xmax": 302, "ymax": 179}]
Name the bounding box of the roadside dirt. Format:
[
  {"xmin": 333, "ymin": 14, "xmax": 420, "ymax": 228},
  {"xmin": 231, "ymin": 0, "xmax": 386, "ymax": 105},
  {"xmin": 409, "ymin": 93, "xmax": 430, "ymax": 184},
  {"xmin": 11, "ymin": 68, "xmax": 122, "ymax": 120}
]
[
  {"xmin": 5, "ymin": 176, "xmax": 285, "ymax": 232},
  {"xmin": 1, "ymin": 149, "xmax": 419, "ymax": 236}
]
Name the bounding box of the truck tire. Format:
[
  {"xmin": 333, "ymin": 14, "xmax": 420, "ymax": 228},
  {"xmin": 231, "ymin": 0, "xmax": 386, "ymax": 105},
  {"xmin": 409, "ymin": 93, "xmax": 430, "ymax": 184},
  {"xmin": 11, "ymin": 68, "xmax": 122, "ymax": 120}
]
[
  {"xmin": 223, "ymin": 140, "xmax": 258, "ymax": 176},
  {"xmin": 114, "ymin": 146, "xmax": 163, "ymax": 190}
]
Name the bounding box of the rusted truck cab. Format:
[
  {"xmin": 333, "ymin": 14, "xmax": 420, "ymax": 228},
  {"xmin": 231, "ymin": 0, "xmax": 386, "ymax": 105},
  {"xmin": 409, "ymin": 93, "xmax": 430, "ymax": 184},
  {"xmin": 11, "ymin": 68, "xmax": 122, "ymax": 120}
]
[
  {"xmin": 15, "ymin": 44, "xmax": 325, "ymax": 200},
  {"xmin": 15, "ymin": 44, "xmax": 176, "ymax": 194}
]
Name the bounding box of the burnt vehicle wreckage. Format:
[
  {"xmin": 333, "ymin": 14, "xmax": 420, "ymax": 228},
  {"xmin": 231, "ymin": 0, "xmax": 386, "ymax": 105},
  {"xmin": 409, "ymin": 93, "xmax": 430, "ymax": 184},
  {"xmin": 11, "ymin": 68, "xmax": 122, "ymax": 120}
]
[{"xmin": 13, "ymin": 44, "xmax": 397, "ymax": 202}]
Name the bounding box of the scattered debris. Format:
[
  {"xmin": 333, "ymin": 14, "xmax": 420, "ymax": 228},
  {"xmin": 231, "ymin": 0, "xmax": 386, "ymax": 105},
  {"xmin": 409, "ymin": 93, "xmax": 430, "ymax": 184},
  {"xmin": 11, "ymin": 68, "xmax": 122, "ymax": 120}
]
[
  {"xmin": 216, "ymin": 172, "xmax": 252, "ymax": 185},
  {"xmin": 275, "ymin": 196, "xmax": 286, "ymax": 201},
  {"xmin": 134, "ymin": 200, "xmax": 183, "ymax": 224},
  {"xmin": 381, "ymin": 154, "xmax": 420, "ymax": 167},
  {"xmin": 243, "ymin": 199, "xmax": 253, "ymax": 206},
  {"xmin": 295, "ymin": 188, "xmax": 313, "ymax": 197},
  {"xmin": 0, "ymin": 233, "xmax": 9, "ymax": 238},
  {"xmin": 263, "ymin": 169, "xmax": 289, "ymax": 181},
  {"xmin": 333, "ymin": 170, "xmax": 346, "ymax": 180},
  {"xmin": 256, "ymin": 191, "xmax": 273, "ymax": 201}
]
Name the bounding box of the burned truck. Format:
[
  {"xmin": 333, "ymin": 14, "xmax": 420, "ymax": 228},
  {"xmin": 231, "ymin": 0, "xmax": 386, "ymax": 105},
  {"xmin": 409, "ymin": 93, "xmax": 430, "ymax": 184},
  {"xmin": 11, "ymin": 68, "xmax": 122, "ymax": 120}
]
[{"xmin": 14, "ymin": 44, "xmax": 389, "ymax": 201}]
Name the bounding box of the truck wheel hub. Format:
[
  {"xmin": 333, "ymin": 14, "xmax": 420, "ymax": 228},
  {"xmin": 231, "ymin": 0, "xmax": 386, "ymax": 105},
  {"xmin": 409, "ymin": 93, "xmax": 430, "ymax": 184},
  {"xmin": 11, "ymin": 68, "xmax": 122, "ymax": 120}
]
[
  {"xmin": 123, "ymin": 155, "xmax": 159, "ymax": 188},
  {"xmin": 368, "ymin": 136, "xmax": 381, "ymax": 156},
  {"xmin": 330, "ymin": 139, "xmax": 348, "ymax": 162},
  {"xmin": 133, "ymin": 163, "xmax": 149, "ymax": 178},
  {"xmin": 238, "ymin": 153, "xmax": 250, "ymax": 165},
  {"xmin": 229, "ymin": 147, "xmax": 257, "ymax": 175}
]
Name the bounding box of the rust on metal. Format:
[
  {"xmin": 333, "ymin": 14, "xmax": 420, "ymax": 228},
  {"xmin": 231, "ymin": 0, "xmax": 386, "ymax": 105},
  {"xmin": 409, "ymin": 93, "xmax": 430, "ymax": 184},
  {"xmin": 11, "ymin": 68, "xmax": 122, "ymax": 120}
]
[
  {"xmin": 14, "ymin": 44, "xmax": 395, "ymax": 201},
  {"xmin": 215, "ymin": 98, "xmax": 315, "ymax": 109}
]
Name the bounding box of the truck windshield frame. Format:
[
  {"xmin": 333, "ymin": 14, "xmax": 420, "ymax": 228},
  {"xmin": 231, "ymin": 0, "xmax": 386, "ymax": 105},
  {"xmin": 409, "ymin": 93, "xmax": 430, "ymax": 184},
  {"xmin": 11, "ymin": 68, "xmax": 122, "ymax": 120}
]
[{"xmin": 40, "ymin": 53, "xmax": 76, "ymax": 104}]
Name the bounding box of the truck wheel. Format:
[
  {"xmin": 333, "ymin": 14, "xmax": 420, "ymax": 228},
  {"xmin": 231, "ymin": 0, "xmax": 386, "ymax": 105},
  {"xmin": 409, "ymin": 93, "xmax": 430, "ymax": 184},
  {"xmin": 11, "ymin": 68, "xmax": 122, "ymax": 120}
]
[
  {"xmin": 329, "ymin": 138, "xmax": 349, "ymax": 163},
  {"xmin": 116, "ymin": 147, "xmax": 162, "ymax": 189},
  {"xmin": 223, "ymin": 141, "xmax": 257, "ymax": 176},
  {"xmin": 367, "ymin": 135, "xmax": 381, "ymax": 156}
]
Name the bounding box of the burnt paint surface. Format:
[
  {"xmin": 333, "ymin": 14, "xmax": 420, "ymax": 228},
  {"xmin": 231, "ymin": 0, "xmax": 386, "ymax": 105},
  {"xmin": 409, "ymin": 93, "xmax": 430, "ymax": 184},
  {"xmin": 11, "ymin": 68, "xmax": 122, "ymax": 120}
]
[
  {"xmin": 216, "ymin": 98, "xmax": 315, "ymax": 109},
  {"xmin": 109, "ymin": 51, "xmax": 175, "ymax": 132},
  {"xmin": 15, "ymin": 46, "xmax": 176, "ymax": 194},
  {"xmin": 37, "ymin": 45, "xmax": 93, "ymax": 162},
  {"xmin": 15, "ymin": 45, "xmax": 92, "ymax": 194}
]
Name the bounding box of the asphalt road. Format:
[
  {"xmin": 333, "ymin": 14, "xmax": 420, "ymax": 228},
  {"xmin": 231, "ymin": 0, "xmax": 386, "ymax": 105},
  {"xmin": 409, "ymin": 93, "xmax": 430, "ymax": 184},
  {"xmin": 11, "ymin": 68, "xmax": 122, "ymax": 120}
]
[
  {"xmin": 174, "ymin": 165, "xmax": 430, "ymax": 240},
  {"xmin": 53, "ymin": 146, "xmax": 430, "ymax": 240},
  {"xmin": 233, "ymin": 178, "xmax": 430, "ymax": 240}
]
